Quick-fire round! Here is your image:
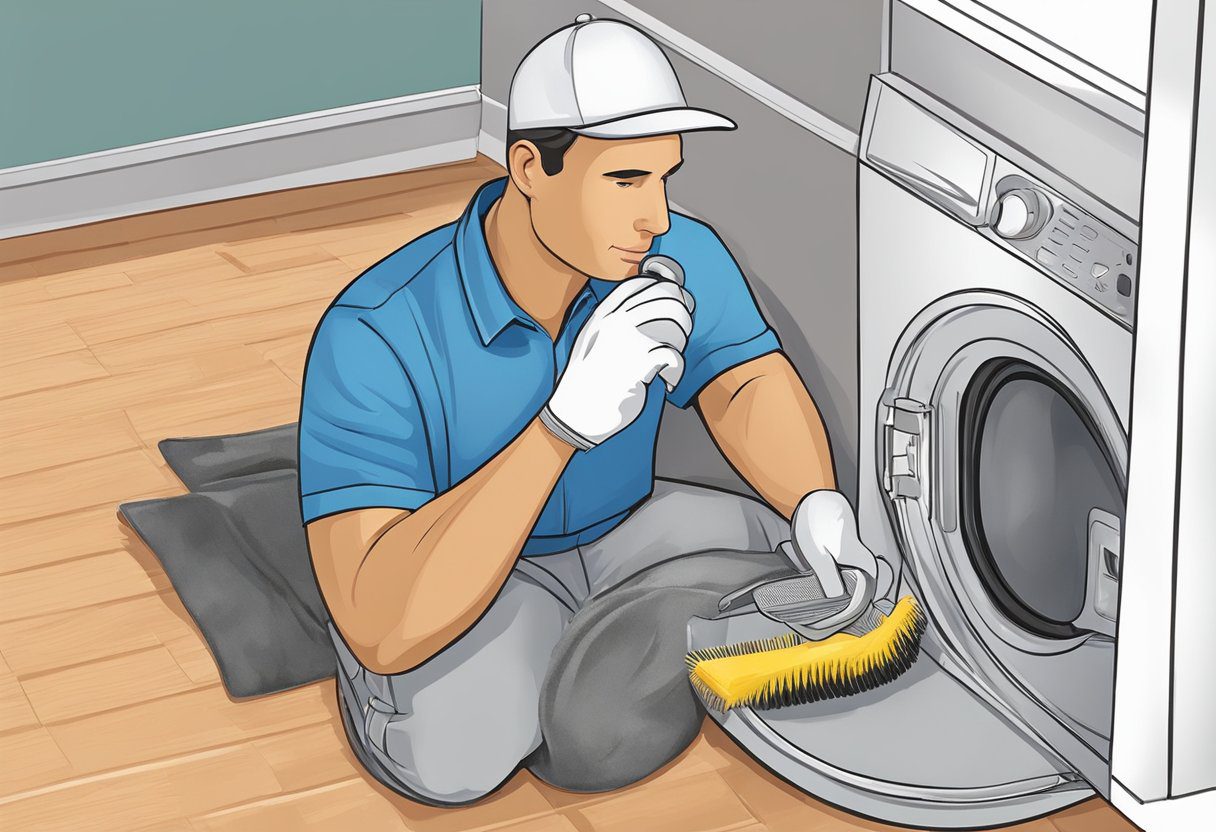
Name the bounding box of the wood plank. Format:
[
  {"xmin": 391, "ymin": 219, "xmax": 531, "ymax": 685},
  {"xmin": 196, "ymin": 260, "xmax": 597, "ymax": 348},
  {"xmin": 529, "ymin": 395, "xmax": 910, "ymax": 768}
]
[
  {"xmin": 488, "ymin": 814, "xmax": 581, "ymax": 832},
  {"xmin": 568, "ymin": 772, "xmax": 758, "ymax": 832},
  {"xmin": 0, "ymin": 410, "xmax": 143, "ymax": 479},
  {"xmin": 253, "ymin": 335, "xmax": 310, "ymax": 385},
  {"xmin": 0, "ymin": 448, "xmax": 179, "ymax": 525},
  {"xmin": 122, "ymin": 249, "xmax": 243, "ymax": 288},
  {"xmin": 161, "ymin": 634, "xmax": 221, "ymax": 687},
  {"xmin": 0, "ymin": 277, "xmax": 51, "ymax": 307},
  {"xmin": 133, "ymin": 401, "xmax": 301, "ymax": 453},
  {"xmin": 0, "ymin": 551, "xmax": 161, "ymax": 623},
  {"xmin": 0, "ymin": 742, "xmax": 283, "ymax": 832},
  {"xmin": 174, "ymin": 262, "xmax": 353, "ymax": 318},
  {"xmin": 46, "ymin": 684, "xmax": 330, "ymax": 775},
  {"xmin": 215, "ymin": 244, "xmax": 340, "ymax": 276},
  {"xmin": 42, "ymin": 219, "xmax": 284, "ymax": 278},
  {"xmin": 0, "ymin": 321, "xmax": 87, "ymax": 367},
  {"xmin": 88, "ymin": 324, "xmax": 254, "ymax": 376},
  {"xmin": 384, "ymin": 773, "xmax": 557, "ymax": 832},
  {"xmin": 0, "ymin": 728, "xmax": 74, "ymax": 796},
  {"xmin": 123, "ymin": 365, "xmax": 299, "ymax": 441},
  {"xmin": 67, "ymin": 296, "xmax": 214, "ymax": 346},
  {"xmin": 1050, "ymin": 798, "xmax": 1140, "ymax": 832},
  {"xmin": 0, "ymin": 280, "xmax": 178, "ymax": 335},
  {"xmin": 0, "ymin": 593, "xmax": 186, "ymax": 677},
  {"xmin": 39, "ymin": 269, "xmax": 133, "ymax": 298},
  {"xmin": 21, "ymin": 645, "xmax": 198, "ymax": 724},
  {"xmin": 0, "ymin": 505, "xmax": 130, "ymax": 575},
  {"xmin": 0, "ymin": 349, "xmax": 111, "ymax": 400},
  {"xmin": 0, "ymin": 358, "xmax": 212, "ymax": 432},
  {"xmin": 190, "ymin": 777, "xmax": 409, "ymax": 832},
  {"xmin": 0, "ymin": 652, "xmax": 39, "ymax": 733},
  {"xmin": 206, "ymin": 298, "xmax": 329, "ymax": 346},
  {"xmin": 0, "ymin": 261, "xmax": 39, "ymax": 282},
  {"xmin": 249, "ymin": 722, "xmax": 362, "ymax": 793}
]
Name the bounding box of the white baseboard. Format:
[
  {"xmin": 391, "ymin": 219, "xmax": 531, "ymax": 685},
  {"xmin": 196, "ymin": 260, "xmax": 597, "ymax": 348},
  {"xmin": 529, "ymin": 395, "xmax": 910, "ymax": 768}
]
[
  {"xmin": 0, "ymin": 86, "xmax": 482, "ymax": 240},
  {"xmin": 477, "ymin": 95, "xmax": 507, "ymax": 168}
]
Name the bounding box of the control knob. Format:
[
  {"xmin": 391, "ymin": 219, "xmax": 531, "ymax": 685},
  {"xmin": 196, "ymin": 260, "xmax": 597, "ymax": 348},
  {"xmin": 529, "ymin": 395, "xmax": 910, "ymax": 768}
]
[{"xmin": 991, "ymin": 188, "xmax": 1052, "ymax": 240}]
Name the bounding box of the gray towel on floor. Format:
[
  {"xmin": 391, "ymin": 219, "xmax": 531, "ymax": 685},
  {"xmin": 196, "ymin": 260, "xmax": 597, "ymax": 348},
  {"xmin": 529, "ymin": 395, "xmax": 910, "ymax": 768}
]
[
  {"xmin": 119, "ymin": 424, "xmax": 336, "ymax": 699},
  {"xmin": 119, "ymin": 422, "xmax": 795, "ymax": 791}
]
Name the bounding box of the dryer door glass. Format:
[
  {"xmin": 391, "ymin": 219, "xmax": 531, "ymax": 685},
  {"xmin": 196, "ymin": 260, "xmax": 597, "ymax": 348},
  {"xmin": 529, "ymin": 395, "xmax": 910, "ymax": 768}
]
[{"xmin": 961, "ymin": 359, "xmax": 1125, "ymax": 638}]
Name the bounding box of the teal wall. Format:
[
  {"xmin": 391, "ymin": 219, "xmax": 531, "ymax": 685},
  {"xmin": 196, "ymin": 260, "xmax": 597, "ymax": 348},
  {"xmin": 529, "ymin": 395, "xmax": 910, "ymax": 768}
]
[{"xmin": 1, "ymin": 0, "xmax": 481, "ymax": 169}]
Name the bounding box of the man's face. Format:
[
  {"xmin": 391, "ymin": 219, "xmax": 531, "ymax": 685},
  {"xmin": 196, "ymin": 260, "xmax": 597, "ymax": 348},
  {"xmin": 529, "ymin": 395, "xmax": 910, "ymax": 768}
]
[{"xmin": 523, "ymin": 133, "xmax": 683, "ymax": 281}]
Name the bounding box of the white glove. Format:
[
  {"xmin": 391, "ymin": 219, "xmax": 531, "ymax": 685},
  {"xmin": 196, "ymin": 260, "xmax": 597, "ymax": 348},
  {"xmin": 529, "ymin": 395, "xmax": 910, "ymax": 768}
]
[
  {"xmin": 780, "ymin": 489, "xmax": 894, "ymax": 599},
  {"xmin": 541, "ymin": 276, "xmax": 695, "ymax": 449}
]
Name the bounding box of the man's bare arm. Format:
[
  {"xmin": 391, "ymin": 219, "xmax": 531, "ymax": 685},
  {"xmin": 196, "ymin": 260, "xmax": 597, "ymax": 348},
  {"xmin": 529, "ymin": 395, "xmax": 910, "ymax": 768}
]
[
  {"xmin": 307, "ymin": 417, "xmax": 575, "ymax": 675},
  {"xmin": 696, "ymin": 351, "xmax": 837, "ymax": 521}
]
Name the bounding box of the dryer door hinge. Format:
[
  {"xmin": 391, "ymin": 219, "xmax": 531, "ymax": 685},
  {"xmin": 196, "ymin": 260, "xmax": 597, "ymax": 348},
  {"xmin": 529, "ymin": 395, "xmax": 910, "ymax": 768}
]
[{"xmin": 883, "ymin": 396, "xmax": 931, "ymax": 501}]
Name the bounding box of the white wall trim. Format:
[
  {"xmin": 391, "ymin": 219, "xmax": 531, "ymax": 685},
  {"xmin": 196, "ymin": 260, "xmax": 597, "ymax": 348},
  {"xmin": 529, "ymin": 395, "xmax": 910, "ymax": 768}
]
[
  {"xmin": 1, "ymin": 86, "xmax": 481, "ymax": 240},
  {"xmin": 1112, "ymin": 0, "xmax": 1211, "ymax": 808},
  {"xmin": 596, "ymin": 0, "xmax": 860, "ymax": 154},
  {"xmin": 477, "ymin": 92, "xmax": 507, "ymax": 167}
]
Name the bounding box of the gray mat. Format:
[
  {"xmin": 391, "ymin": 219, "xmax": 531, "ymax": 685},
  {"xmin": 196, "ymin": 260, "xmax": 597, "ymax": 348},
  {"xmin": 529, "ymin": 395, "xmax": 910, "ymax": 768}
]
[
  {"xmin": 119, "ymin": 424, "xmax": 335, "ymax": 699},
  {"xmin": 119, "ymin": 423, "xmax": 796, "ymax": 792}
]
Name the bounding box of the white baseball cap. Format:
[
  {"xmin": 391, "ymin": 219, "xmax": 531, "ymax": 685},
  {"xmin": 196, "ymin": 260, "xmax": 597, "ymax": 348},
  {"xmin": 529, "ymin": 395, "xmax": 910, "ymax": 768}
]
[{"xmin": 507, "ymin": 14, "xmax": 737, "ymax": 139}]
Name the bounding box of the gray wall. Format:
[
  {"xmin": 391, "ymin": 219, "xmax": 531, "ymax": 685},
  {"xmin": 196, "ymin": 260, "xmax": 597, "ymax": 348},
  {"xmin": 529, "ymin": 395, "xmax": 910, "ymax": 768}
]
[
  {"xmin": 482, "ymin": 1, "xmax": 885, "ymax": 505},
  {"xmin": 1, "ymin": 0, "xmax": 481, "ymax": 169}
]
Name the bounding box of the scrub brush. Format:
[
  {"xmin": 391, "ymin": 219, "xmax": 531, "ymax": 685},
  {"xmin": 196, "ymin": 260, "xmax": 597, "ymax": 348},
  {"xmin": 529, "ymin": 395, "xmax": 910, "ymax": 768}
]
[{"xmin": 685, "ymin": 490, "xmax": 926, "ymax": 711}]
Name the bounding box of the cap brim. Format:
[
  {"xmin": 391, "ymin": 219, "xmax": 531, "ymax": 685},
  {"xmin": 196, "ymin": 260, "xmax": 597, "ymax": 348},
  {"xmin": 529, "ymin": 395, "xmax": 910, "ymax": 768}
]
[{"xmin": 570, "ymin": 107, "xmax": 737, "ymax": 138}]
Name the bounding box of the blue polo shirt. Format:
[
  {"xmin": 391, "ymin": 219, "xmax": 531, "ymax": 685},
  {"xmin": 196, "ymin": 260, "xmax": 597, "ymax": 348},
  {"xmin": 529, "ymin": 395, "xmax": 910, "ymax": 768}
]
[{"xmin": 298, "ymin": 176, "xmax": 780, "ymax": 555}]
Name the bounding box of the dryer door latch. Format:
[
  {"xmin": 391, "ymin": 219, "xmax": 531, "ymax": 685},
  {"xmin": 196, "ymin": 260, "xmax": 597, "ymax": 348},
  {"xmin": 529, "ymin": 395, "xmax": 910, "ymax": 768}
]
[{"xmin": 883, "ymin": 396, "xmax": 931, "ymax": 501}]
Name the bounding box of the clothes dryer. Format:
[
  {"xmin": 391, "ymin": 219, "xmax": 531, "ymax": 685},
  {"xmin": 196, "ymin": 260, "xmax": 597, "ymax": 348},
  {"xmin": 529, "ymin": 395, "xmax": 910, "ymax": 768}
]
[{"xmin": 688, "ymin": 73, "xmax": 1137, "ymax": 828}]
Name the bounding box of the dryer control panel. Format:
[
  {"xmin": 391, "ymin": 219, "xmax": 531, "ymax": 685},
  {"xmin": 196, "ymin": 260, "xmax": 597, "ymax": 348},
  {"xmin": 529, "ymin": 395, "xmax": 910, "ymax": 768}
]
[
  {"xmin": 988, "ymin": 169, "xmax": 1137, "ymax": 324},
  {"xmin": 860, "ymin": 76, "xmax": 1139, "ymax": 328}
]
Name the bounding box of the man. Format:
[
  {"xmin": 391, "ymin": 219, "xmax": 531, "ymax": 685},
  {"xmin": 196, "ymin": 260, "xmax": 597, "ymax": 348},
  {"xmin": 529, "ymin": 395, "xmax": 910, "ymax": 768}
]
[{"xmin": 299, "ymin": 15, "xmax": 836, "ymax": 805}]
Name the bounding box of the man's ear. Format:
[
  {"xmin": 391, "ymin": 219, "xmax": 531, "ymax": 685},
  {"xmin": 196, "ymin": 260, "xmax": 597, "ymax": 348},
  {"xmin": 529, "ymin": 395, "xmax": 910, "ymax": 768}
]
[{"xmin": 507, "ymin": 140, "xmax": 544, "ymax": 199}]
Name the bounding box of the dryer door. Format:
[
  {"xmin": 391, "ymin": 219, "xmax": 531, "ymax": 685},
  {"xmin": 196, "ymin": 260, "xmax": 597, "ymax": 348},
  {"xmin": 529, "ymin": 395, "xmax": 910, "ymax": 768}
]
[
  {"xmin": 688, "ymin": 295, "xmax": 1124, "ymax": 829},
  {"xmin": 877, "ymin": 295, "xmax": 1126, "ymax": 782},
  {"xmin": 688, "ymin": 610, "xmax": 1091, "ymax": 829}
]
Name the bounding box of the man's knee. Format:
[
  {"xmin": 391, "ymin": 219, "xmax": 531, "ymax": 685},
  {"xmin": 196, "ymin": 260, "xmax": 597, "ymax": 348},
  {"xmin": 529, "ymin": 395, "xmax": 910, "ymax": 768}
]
[{"xmin": 380, "ymin": 714, "xmax": 540, "ymax": 804}]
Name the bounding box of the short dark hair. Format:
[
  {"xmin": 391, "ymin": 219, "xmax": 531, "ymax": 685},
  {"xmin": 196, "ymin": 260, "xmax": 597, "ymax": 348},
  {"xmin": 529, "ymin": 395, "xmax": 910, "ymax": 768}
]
[{"xmin": 505, "ymin": 127, "xmax": 580, "ymax": 176}]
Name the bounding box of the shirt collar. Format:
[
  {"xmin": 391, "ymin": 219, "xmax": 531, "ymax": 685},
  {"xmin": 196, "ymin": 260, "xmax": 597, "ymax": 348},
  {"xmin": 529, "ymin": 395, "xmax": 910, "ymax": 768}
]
[{"xmin": 454, "ymin": 177, "xmax": 615, "ymax": 345}]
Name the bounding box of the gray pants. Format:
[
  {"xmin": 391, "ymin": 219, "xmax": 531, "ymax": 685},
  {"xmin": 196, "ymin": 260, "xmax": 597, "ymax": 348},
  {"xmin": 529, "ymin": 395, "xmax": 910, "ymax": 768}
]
[{"xmin": 330, "ymin": 479, "xmax": 789, "ymax": 804}]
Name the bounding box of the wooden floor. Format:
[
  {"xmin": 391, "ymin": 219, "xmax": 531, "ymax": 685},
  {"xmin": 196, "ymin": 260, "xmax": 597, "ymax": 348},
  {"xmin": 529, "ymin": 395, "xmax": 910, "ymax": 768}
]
[{"xmin": 0, "ymin": 155, "xmax": 1137, "ymax": 831}]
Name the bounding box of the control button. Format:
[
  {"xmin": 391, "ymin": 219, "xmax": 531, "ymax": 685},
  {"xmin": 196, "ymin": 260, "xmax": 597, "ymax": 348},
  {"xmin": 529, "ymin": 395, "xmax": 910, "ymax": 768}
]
[
  {"xmin": 1062, "ymin": 264, "xmax": 1077, "ymax": 278},
  {"xmin": 1091, "ymin": 263, "xmax": 1109, "ymax": 278},
  {"xmin": 1050, "ymin": 229, "xmax": 1070, "ymax": 245},
  {"xmin": 994, "ymin": 193, "xmax": 1031, "ymax": 237},
  {"xmin": 992, "ymin": 189, "xmax": 1051, "ymax": 239},
  {"xmin": 1080, "ymin": 226, "xmax": 1098, "ymax": 240},
  {"xmin": 1072, "ymin": 242, "xmax": 1091, "ymax": 257},
  {"xmin": 1125, "ymin": 252, "xmax": 1134, "ymax": 265},
  {"xmin": 1117, "ymin": 273, "xmax": 1133, "ymax": 296},
  {"xmin": 1037, "ymin": 246, "xmax": 1060, "ymax": 266},
  {"xmin": 1094, "ymin": 278, "xmax": 1110, "ymax": 293}
]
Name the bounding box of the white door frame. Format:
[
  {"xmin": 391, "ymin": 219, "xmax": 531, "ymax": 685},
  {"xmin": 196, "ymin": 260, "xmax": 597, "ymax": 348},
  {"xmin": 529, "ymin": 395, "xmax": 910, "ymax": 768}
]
[{"xmin": 1112, "ymin": 0, "xmax": 1214, "ymax": 826}]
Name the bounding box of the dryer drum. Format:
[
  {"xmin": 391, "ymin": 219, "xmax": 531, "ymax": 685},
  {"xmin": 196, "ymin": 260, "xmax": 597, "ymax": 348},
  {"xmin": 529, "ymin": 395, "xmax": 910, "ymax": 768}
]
[{"xmin": 957, "ymin": 358, "xmax": 1126, "ymax": 640}]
